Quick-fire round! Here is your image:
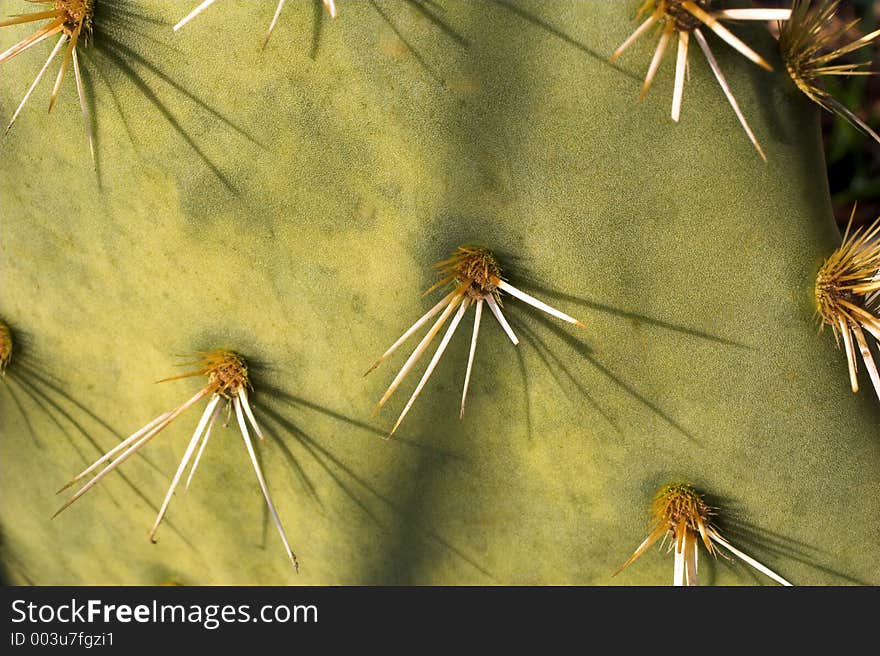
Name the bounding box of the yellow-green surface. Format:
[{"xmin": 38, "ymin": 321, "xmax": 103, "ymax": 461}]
[{"xmin": 1, "ymin": 0, "xmax": 878, "ymax": 585}]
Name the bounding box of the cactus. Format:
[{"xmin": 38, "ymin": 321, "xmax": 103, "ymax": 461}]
[
  {"xmin": 367, "ymin": 245, "xmax": 585, "ymax": 437},
  {"xmin": 51, "ymin": 349, "xmax": 301, "ymax": 571},
  {"xmin": 616, "ymin": 482, "xmax": 792, "ymax": 586},
  {"xmin": 0, "ymin": 0, "xmax": 878, "ymax": 585},
  {"xmin": 610, "ymin": 0, "xmax": 794, "ymax": 159}
]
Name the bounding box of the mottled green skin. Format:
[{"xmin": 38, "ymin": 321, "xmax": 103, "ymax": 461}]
[{"xmin": 0, "ymin": 0, "xmax": 877, "ymax": 585}]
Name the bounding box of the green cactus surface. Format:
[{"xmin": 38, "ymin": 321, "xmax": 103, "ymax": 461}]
[{"xmin": 1, "ymin": 0, "xmax": 878, "ymax": 585}]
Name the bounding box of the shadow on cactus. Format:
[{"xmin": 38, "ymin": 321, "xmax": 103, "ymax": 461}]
[
  {"xmin": 0, "ymin": 319, "xmax": 189, "ymax": 541},
  {"xmin": 512, "ymin": 275, "xmax": 749, "ymax": 348},
  {"xmin": 367, "ymin": 0, "xmax": 470, "ymax": 84},
  {"xmin": 1, "ymin": 0, "xmax": 469, "ymax": 176},
  {"xmin": 3, "ymin": 0, "xmax": 879, "ymax": 587},
  {"xmin": 611, "ymin": 1, "xmax": 793, "ymax": 160},
  {"xmin": 173, "ymin": 0, "xmax": 467, "ymax": 83},
  {"xmin": 512, "ymin": 319, "xmax": 620, "ymax": 436},
  {"xmin": 52, "ymin": 349, "xmax": 300, "ymax": 570},
  {"xmin": 0, "ymin": 528, "xmax": 36, "ymax": 586},
  {"xmin": 87, "ymin": 1, "xmax": 263, "ymax": 187},
  {"xmin": 488, "ymin": 0, "xmax": 626, "ymax": 74},
  {"xmin": 504, "ymin": 272, "xmax": 749, "ymax": 440},
  {"xmin": 174, "ymin": 0, "xmax": 339, "ymax": 48},
  {"xmin": 366, "ymin": 245, "xmax": 584, "ymax": 437},
  {"xmin": 706, "ymin": 493, "xmax": 873, "ymax": 585},
  {"xmin": 518, "ymin": 313, "xmax": 698, "ymax": 443},
  {"xmin": 615, "ymin": 483, "xmax": 792, "ymax": 586},
  {"xmin": 41, "ymin": 345, "xmax": 488, "ymax": 577},
  {"xmin": 0, "ymin": 0, "xmax": 96, "ymax": 160},
  {"xmin": 1, "ymin": 0, "xmax": 263, "ymax": 185},
  {"xmin": 255, "ymin": 389, "xmax": 492, "ymax": 579}
]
